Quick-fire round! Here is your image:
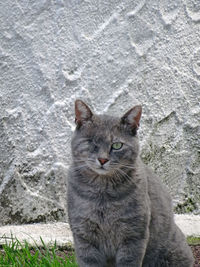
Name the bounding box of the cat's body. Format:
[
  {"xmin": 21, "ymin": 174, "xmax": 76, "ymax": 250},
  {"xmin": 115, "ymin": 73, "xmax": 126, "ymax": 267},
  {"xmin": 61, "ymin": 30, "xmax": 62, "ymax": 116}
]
[{"xmin": 67, "ymin": 100, "xmax": 194, "ymax": 267}]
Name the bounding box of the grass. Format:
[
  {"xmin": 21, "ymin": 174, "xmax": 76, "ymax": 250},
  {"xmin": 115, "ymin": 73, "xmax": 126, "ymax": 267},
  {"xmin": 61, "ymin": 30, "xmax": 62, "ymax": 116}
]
[
  {"xmin": 187, "ymin": 236, "xmax": 200, "ymax": 246},
  {"xmin": 0, "ymin": 236, "xmax": 200, "ymax": 266},
  {"xmin": 0, "ymin": 238, "xmax": 78, "ymax": 267}
]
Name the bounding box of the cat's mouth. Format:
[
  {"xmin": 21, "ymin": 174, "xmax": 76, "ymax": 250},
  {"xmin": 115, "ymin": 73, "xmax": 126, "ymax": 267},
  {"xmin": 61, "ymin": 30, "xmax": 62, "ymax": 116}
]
[
  {"xmin": 86, "ymin": 159, "xmax": 112, "ymax": 175},
  {"xmin": 88, "ymin": 164, "xmax": 110, "ymax": 175}
]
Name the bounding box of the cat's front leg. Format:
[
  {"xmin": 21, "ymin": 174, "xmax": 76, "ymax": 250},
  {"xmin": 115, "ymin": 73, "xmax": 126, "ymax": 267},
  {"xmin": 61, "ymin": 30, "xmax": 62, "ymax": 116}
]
[
  {"xmin": 116, "ymin": 237, "xmax": 148, "ymax": 267},
  {"xmin": 73, "ymin": 234, "xmax": 106, "ymax": 267}
]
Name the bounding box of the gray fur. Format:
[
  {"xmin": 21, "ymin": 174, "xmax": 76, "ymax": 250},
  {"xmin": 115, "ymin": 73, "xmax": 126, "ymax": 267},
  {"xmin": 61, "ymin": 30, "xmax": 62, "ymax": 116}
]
[{"xmin": 67, "ymin": 100, "xmax": 194, "ymax": 267}]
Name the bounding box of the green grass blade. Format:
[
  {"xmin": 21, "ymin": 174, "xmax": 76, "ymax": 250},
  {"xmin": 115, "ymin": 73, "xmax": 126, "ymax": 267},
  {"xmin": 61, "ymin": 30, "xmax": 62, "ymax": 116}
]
[{"xmin": 0, "ymin": 237, "xmax": 78, "ymax": 267}]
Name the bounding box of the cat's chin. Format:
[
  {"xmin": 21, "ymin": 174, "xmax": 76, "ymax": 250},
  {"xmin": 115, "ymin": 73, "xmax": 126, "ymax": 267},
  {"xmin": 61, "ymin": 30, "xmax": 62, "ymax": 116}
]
[{"xmin": 90, "ymin": 167, "xmax": 110, "ymax": 176}]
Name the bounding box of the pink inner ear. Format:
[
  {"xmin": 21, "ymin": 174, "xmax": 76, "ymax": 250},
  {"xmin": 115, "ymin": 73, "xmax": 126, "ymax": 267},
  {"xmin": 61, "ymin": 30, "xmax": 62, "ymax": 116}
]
[
  {"xmin": 75, "ymin": 100, "xmax": 93, "ymax": 125},
  {"xmin": 133, "ymin": 106, "xmax": 142, "ymax": 127},
  {"xmin": 124, "ymin": 105, "xmax": 142, "ymax": 128}
]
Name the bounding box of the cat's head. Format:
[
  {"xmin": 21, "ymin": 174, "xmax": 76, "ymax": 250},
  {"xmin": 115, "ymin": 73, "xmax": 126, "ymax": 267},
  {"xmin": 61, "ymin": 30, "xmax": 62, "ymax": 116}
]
[{"xmin": 71, "ymin": 100, "xmax": 142, "ymax": 176}]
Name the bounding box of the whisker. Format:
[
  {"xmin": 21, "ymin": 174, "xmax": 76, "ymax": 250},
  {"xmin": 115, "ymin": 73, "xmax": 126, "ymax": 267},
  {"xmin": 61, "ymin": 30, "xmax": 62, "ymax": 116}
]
[
  {"xmin": 72, "ymin": 164, "xmax": 87, "ymax": 169},
  {"xmin": 115, "ymin": 171, "xmax": 124, "ymax": 184},
  {"xmin": 87, "ymin": 159, "xmax": 96, "ymax": 163},
  {"xmin": 111, "ymin": 170, "xmax": 119, "ymax": 186},
  {"xmin": 73, "ymin": 158, "xmax": 95, "ymax": 164},
  {"xmin": 111, "ymin": 162, "xmax": 136, "ymax": 170},
  {"xmin": 71, "ymin": 164, "xmax": 88, "ymax": 173},
  {"xmin": 73, "ymin": 160, "xmax": 85, "ymax": 163},
  {"xmin": 112, "ymin": 169, "xmax": 124, "ymax": 184},
  {"xmin": 117, "ymin": 168, "xmax": 132, "ymax": 183}
]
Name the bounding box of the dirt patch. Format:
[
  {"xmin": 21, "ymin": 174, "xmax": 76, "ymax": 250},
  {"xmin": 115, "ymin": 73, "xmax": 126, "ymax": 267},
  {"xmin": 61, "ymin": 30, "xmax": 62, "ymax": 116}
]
[{"xmin": 191, "ymin": 245, "xmax": 200, "ymax": 267}]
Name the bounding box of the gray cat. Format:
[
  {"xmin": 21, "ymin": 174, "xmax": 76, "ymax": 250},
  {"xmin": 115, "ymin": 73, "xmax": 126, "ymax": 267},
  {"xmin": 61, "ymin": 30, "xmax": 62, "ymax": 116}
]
[{"xmin": 67, "ymin": 100, "xmax": 194, "ymax": 267}]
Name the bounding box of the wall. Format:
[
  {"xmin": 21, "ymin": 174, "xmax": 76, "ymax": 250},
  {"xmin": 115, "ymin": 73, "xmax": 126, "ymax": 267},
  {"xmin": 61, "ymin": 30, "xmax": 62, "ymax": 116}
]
[{"xmin": 0, "ymin": 0, "xmax": 199, "ymax": 225}]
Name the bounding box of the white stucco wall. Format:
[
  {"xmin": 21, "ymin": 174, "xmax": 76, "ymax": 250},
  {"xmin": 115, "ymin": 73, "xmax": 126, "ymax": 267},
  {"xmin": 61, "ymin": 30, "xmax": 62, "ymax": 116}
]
[{"xmin": 0, "ymin": 0, "xmax": 199, "ymax": 225}]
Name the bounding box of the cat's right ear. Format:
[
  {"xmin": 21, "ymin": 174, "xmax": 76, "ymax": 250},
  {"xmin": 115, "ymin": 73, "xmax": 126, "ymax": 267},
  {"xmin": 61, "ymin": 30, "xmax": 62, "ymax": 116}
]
[{"xmin": 75, "ymin": 100, "xmax": 93, "ymax": 128}]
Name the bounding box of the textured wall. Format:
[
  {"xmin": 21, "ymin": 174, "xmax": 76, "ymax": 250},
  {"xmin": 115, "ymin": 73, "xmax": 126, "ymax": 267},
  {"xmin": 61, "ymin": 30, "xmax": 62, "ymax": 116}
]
[{"xmin": 0, "ymin": 0, "xmax": 199, "ymax": 225}]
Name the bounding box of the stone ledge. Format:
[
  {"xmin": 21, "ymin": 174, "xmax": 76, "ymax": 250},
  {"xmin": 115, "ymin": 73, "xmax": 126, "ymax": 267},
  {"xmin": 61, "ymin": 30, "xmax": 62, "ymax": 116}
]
[
  {"xmin": 0, "ymin": 215, "xmax": 200, "ymax": 247},
  {"xmin": 0, "ymin": 222, "xmax": 73, "ymax": 247}
]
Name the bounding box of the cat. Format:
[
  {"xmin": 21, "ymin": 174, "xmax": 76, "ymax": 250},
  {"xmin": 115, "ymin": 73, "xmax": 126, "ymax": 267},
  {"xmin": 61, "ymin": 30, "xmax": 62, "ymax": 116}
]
[{"xmin": 67, "ymin": 99, "xmax": 194, "ymax": 267}]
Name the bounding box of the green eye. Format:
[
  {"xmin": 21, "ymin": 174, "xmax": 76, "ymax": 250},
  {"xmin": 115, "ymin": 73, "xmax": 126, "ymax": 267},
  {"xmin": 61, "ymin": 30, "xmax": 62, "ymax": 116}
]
[{"xmin": 111, "ymin": 142, "xmax": 123, "ymax": 150}]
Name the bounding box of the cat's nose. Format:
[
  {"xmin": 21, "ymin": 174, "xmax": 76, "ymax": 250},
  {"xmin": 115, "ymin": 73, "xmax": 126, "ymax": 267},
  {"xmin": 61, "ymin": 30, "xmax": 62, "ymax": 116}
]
[{"xmin": 98, "ymin": 158, "xmax": 109, "ymax": 165}]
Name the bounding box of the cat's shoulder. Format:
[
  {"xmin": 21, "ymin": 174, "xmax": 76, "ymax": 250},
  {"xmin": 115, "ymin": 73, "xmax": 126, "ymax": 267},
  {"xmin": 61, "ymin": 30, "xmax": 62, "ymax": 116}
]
[{"xmin": 141, "ymin": 161, "xmax": 172, "ymax": 199}]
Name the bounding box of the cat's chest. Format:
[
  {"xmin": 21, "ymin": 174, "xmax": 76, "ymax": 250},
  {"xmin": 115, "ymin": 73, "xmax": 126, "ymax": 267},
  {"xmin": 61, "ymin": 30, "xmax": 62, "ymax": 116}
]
[
  {"xmin": 92, "ymin": 197, "xmax": 120, "ymax": 223},
  {"xmin": 83, "ymin": 190, "xmax": 134, "ymax": 227},
  {"xmin": 70, "ymin": 178, "xmax": 145, "ymax": 229},
  {"xmin": 83, "ymin": 195, "xmax": 124, "ymax": 241},
  {"xmin": 79, "ymin": 191, "xmax": 142, "ymax": 250}
]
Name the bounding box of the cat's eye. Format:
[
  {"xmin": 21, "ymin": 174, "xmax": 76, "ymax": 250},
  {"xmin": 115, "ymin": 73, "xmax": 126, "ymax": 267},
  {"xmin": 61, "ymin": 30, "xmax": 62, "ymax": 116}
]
[{"xmin": 111, "ymin": 142, "xmax": 123, "ymax": 150}]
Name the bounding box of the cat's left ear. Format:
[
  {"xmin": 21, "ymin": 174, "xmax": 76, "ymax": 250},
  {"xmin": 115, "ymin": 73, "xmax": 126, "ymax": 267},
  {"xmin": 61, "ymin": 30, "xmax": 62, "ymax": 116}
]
[
  {"xmin": 121, "ymin": 105, "xmax": 142, "ymax": 134},
  {"xmin": 75, "ymin": 100, "xmax": 93, "ymax": 127}
]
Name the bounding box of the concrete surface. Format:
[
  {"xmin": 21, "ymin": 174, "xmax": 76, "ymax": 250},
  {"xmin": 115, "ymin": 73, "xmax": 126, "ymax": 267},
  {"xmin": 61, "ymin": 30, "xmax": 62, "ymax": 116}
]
[
  {"xmin": 0, "ymin": 222, "xmax": 73, "ymax": 247},
  {"xmin": 0, "ymin": 0, "xmax": 200, "ymax": 225},
  {"xmin": 0, "ymin": 215, "xmax": 200, "ymax": 247}
]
